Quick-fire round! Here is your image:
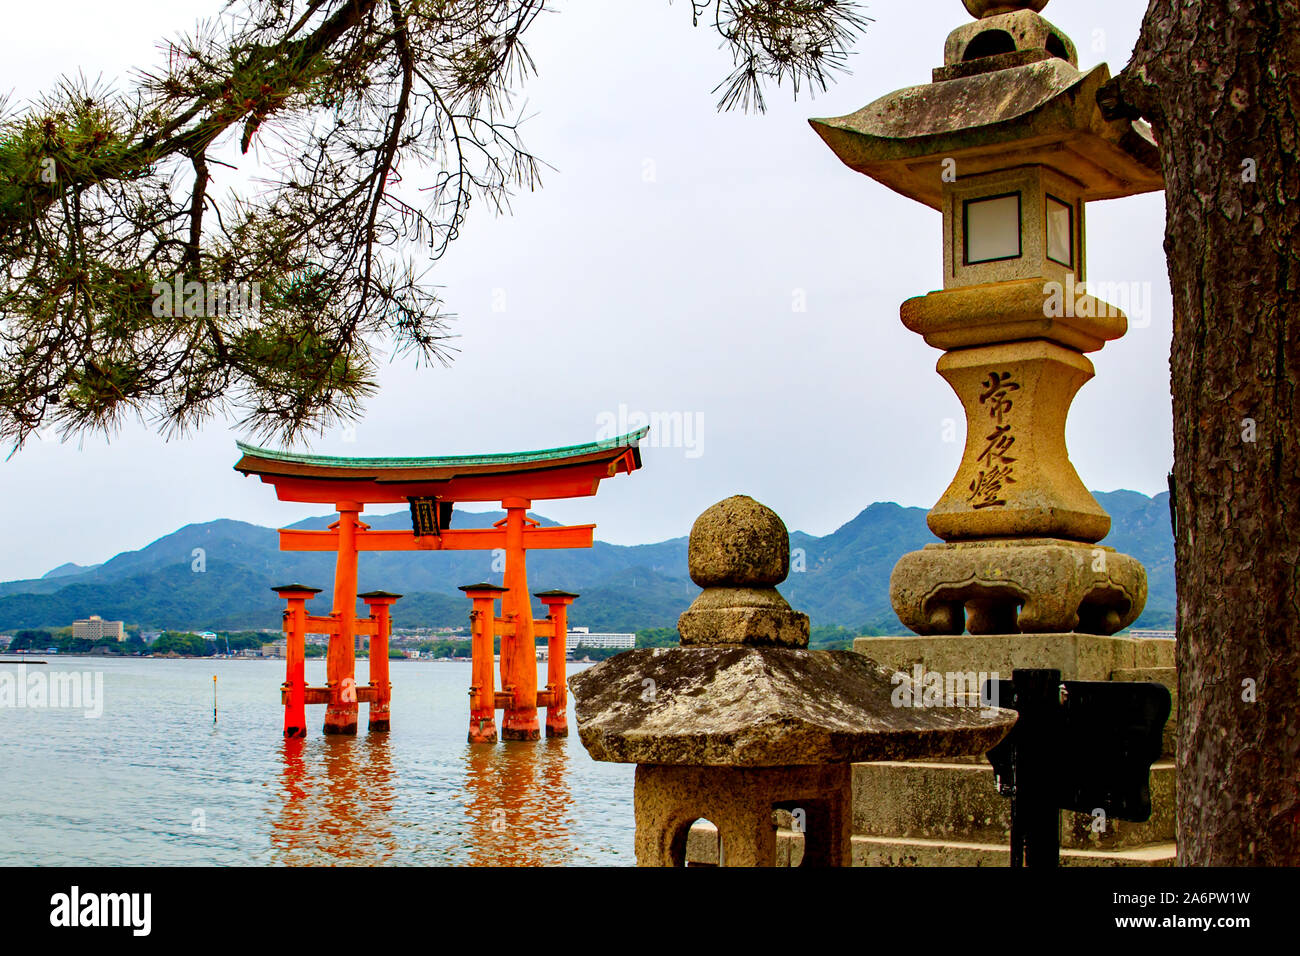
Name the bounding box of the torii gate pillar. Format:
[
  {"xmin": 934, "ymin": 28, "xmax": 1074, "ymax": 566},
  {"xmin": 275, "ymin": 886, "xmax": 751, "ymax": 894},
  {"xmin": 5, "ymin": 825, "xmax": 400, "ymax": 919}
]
[
  {"xmin": 500, "ymin": 499, "xmax": 540, "ymax": 741},
  {"xmin": 324, "ymin": 502, "xmax": 364, "ymax": 735}
]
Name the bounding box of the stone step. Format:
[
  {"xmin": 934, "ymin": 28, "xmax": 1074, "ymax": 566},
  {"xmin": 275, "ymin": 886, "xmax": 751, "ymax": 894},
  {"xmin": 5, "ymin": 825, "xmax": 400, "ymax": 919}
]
[
  {"xmin": 853, "ymin": 835, "xmax": 1177, "ymax": 867},
  {"xmin": 854, "ymin": 632, "xmax": 1175, "ymax": 683},
  {"xmin": 685, "ymin": 822, "xmax": 1177, "ymax": 867},
  {"xmin": 852, "ymin": 760, "xmax": 1176, "ymax": 850}
]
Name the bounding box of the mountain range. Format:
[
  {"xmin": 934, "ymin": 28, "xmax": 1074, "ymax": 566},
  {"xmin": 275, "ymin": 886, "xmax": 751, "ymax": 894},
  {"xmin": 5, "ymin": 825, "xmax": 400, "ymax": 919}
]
[{"xmin": 0, "ymin": 491, "xmax": 1175, "ymax": 634}]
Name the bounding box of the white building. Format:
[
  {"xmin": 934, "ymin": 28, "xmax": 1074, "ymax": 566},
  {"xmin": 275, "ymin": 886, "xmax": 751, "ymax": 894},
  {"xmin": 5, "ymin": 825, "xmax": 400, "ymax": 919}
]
[
  {"xmin": 1129, "ymin": 629, "xmax": 1175, "ymax": 640},
  {"xmin": 72, "ymin": 615, "xmax": 125, "ymax": 642},
  {"xmin": 567, "ymin": 627, "xmax": 636, "ymax": 650}
]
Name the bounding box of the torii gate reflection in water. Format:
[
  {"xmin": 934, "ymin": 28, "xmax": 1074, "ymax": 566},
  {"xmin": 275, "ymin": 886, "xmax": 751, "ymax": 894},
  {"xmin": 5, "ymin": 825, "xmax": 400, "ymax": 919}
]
[{"xmin": 234, "ymin": 429, "xmax": 647, "ymax": 741}]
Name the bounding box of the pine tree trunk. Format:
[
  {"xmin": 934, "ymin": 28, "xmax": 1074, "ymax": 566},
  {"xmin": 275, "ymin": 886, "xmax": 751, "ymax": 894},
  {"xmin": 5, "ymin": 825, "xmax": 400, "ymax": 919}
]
[{"xmin": 1102, "ymin": 0, "xmax": 1300, "ymax": 864}]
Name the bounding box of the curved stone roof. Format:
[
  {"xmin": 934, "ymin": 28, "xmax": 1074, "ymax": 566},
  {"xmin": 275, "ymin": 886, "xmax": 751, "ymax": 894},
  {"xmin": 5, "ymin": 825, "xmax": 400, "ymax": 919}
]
[
  {"xmin": 570, "ymin": 646, "xmax": 1016, "ymax": 766},
  {"xmin": 810, "ymin": 62, "xmax": 1161, "ymax": 208}
]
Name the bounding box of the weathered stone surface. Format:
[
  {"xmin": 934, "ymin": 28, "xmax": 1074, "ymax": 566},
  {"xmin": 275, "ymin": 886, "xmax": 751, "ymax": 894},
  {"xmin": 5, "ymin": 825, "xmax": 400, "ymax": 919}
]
[
  {"xmin": 677, "ymin": 496, "xmax": 810, "ymax": 647},
  {"xmin": 809, "ymin": 62, "xmax": 1161, "ymax": 211},
  {"xmin": 569, "ymin": 646, "xmax": 1015, "ymax": 767},
  {"xmin": 901, "ymin": 278, "xmax": 1128, "ymax": 353},
  {"xmin": 859, "ymin": 633, "xmax": 1178, "ymax": 756},
  {"xmin": 851, "ymin": 759, "xmax": 1176, "ymax": 851},
  {"xmin": 687, "ymin": 816, "xmax": 808, "ymax": 867},
  {"xmin": 847, "ymin": 630, "xmax": 1178, "ymax": 866},
  {"xmin": 686, "ymin": 495, "xmax": 789, "ymax": 588},
  {"xmin": 677, "ymin": 586, "xmax": 810, "ymax": 648},
  {"xmin": 685, "ymin": 829, "xmax": 1177, "ymax": 868},
  {"xmin": 635, "ymin": 763, "xmax": 850, "ymax": 867},
  {"xmin": 963, "ymin": 0, "xmax": 1049, "ymax": 19},
  {"xmin": 571, "ymin": 494, "xmax": 1014, "ymax": 867},
  {"xmin": 890, "ymin": 539, "xmax": 1148, "ymax": 635},
  {"xmin": 927, "ymin": 342, "xmax": 1110, "ymax": 543},
  {"xmin": 948, "ymin": 8, "xmax": 1068, "ymax": 69},
  {"xmin": 681, "ymin": 585, "xmax": 793, "ymax": 611},
  {"xmin": 853, "ymin": 835, "xmax": 1176, "ymax": 867},
  {"xmin": 677, "ymin": 605, "xmax": 811, "ymax": 648},
  {"xmin": 855, "ymin": 632, "xmax": 1175, "ymax": 682},
  {"xmin": 803, "ymin": 0, "xmax": 1173, "ymax": 869},
  {"xmin": 942, "ymin": 168, "xmax": 1086, "ymax": 290}
]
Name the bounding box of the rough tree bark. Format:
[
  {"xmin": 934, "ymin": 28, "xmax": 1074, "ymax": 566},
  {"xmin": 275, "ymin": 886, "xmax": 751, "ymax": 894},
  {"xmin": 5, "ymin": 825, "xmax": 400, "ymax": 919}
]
[{"xmin": 1100, "ymin": 0, "xmax": 1299, "ymax": 864}]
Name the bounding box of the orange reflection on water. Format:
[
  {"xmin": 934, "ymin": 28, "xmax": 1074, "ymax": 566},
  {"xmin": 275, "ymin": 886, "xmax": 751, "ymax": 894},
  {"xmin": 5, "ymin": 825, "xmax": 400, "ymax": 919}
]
[
  {"xmin": 269, "ymin": 733, "xmax": 578, "ymax": 865},
  {"xmin": 463, "ymin": 738, "xmax": 577, "ymax": 866},
  {"xmin": 272, "ymin": 735, "xmax": 399, "ymax": 865}
]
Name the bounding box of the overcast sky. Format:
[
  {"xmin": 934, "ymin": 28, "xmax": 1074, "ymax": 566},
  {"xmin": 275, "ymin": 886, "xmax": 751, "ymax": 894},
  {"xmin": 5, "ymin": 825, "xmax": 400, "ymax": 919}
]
[{"xmin": 0, "ymin": 0, "xmax": 1172, "ymax": 581}]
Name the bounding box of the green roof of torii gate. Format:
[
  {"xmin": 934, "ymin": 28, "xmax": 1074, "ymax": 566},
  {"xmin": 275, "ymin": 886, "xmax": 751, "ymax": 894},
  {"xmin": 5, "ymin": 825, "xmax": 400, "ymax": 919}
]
[
  {"xmin": 234, "ymin": 427, "xmax": 649, "ymax": 503},
  {"xmin": 235, "ymin": 427, "xmax": 649, "ymax": 471}
]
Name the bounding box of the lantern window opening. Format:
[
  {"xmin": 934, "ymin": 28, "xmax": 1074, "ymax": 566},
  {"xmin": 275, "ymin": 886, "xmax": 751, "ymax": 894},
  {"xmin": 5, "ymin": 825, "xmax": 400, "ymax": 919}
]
[
  {"xmin": 1045, "ymin": 33, "xmax": 1070, "ymax": 62},
  {"xmin": 962, "ymin": 191, "xmax": 1024, "ymax": 266},
  {"xmin": 962, "ymin": 29, "xmax": 1017, "ymax": 62},
  {"xmin": 1045, "ymin": 193, "xmax": 1075, "ymax": 269}
]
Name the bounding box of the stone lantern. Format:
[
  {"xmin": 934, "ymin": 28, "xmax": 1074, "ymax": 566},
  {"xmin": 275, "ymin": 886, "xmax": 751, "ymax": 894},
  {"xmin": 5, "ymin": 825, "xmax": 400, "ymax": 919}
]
[
  {"xmin": 809, "ymin": 0, "xmax": 1177, "ymax": 864},
  {"xmin": 812, "ymin": 0, "xmax": 1163, "ymax": 637},
  {"xmin": 816, "ymin": 0, "xmax": 1164, "ymax": 642},
  {"xmin": 569, "ymin": 496, "xmax": 1015, "ymax": 867}
]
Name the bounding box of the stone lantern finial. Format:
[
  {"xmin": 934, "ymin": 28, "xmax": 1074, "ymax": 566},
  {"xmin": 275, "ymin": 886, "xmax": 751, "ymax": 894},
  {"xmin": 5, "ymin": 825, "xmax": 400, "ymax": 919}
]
[
  {"xmin": 678, "ymin": 495, "xmax": 809, "ymax": 648},
  {"xmin": 963, "ymin": 0, "xmax": 1049, "ymax": 17}
]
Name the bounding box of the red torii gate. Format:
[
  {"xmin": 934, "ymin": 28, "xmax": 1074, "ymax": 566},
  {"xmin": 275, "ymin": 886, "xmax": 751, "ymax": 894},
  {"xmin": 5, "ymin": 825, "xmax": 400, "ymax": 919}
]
[{"xmin": 234, "ymin": 428, "xmax": 647, "ymax": 741}]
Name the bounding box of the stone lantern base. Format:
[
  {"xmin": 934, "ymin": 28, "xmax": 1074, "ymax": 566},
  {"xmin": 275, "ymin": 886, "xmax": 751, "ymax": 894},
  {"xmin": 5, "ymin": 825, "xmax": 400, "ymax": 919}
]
[
  {"xmin": 891, "ymin": 539, "xmax": 1148, "ymax": 636},
  {"xmin": 634, "ymin": 764, "xmax": 852, "ymax": 867}
]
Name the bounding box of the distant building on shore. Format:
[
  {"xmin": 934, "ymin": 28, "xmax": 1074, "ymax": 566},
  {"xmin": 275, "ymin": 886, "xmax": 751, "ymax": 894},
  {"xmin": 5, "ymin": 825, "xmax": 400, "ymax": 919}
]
[
  {"xmin": 567, "ymin": 627, "xmax": 636, "ymax": 650},
  {"xmin": 72, "ymin": 615, "xmax": 125, "ymax": 642},
  {"xmin": 261, "ymin": 641, "xmax": 287, "ymax": 658},
  {"xmin": 1129, "ymin": 629, "xmax": 1175, "ymax": 640}
]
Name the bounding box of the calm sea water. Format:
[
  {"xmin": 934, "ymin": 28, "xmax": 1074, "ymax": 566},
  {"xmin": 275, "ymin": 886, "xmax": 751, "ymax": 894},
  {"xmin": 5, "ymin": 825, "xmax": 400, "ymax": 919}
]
[{"xmin": 0, "ymin": 656, "xmax": 635, "ymax": 866}]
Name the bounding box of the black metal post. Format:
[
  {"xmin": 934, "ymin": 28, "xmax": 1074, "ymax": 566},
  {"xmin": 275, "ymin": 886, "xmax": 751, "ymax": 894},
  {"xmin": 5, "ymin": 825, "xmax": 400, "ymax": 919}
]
[
  {"xmin": 1008, "ymin": 668, "xmax": 1061, "ymax": 868},
  {"xmin": 986, "ymin": 667, "xmax": 1171, "ymax": 869}
]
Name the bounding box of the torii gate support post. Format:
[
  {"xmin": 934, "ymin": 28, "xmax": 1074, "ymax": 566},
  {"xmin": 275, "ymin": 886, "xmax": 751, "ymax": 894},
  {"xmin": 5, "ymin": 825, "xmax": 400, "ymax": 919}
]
[
  {"xmin": 361, "ymin": 591, "xmax": 401, "ymax": 732},
  {"xmin": 536, "ymin": 590, "xmax": 578, "ymax": 738},
  {"xmin": 325, "ymin": 502, "xmax": 365, "ymax": 735},
  {"xmin": 461, "ymin": 584, "xmax": 508, "ymax": 743},
  {"xmin": 275, "ymin": 585, "xmax": 321, "ymax": 738},
  {"xmin": 501, "ymin": 499, "xmax": 540, "ymax": 741}
]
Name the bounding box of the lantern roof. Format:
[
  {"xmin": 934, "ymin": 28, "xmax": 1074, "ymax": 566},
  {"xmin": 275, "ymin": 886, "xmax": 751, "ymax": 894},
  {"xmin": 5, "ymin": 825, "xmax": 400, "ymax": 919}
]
[
  {"xmin": 570, "ymin": 645, "xmax": 1015, "ymax": 766},
  {"xmin": 810, "ymin": 7, "xmax": 1162, "ymax": 209}
]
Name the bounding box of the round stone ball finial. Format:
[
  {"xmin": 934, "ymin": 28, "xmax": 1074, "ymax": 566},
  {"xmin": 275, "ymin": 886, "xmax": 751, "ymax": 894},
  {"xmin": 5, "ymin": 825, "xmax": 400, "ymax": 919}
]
[
  {"xmin": 963, "ymin": 0, "xmax": 1048, "ymax": 18},
  {"xmin": 687, "ymin": 495, "xmax": 790, "ymax": 589}
]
